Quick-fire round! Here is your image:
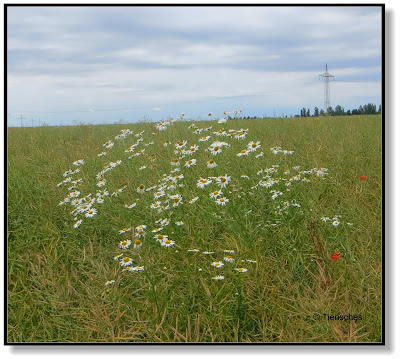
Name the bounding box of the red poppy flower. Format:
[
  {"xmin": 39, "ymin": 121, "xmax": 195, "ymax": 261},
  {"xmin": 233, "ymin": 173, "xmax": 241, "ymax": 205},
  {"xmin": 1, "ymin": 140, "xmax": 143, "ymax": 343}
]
[
  {"xmin": 360, "ymin": 176, "xmax": 367, "ymax": 180},
  {"xmin": 331, "ymin": 252, "xmax": 340, "ymax": 260}
]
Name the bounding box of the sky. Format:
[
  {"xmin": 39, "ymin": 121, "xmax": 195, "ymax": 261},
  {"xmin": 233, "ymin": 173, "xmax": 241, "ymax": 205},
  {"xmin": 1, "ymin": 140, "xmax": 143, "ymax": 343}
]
[{"xmin": 6, "ymin": 5, "xmax": 382, "ymax": 127}]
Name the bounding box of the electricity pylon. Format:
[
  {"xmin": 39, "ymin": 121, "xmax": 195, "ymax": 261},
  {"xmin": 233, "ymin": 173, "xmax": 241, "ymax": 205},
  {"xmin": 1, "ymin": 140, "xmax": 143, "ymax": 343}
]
[{"xmin": 319, "ymin": 64, "xmax": 335, "ymax": 112}]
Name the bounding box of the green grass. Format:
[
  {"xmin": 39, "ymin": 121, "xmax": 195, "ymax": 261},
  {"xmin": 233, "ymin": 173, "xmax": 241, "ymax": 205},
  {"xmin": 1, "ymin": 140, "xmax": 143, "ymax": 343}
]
[{"xmin": 7, "ymin": 115, "xmax": 382, "ymax": 343}]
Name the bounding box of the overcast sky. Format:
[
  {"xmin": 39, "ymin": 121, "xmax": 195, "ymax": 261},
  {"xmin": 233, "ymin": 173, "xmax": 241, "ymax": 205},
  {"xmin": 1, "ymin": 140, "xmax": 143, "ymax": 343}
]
[{"xmin": 7, "ymin": 5, "xmax": 382, "ymax": 126}]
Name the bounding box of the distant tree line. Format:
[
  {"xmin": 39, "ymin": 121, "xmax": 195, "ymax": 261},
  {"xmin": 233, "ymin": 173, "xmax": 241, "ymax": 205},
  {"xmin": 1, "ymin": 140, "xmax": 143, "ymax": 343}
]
[{"xmin": 296, "ymin": 103, "xmax": 381, "ymax": 117}]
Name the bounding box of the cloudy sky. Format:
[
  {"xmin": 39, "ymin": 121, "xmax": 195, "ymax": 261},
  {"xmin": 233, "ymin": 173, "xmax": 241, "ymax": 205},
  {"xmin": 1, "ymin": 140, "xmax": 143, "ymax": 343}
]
[{"xmin": 7, "ymin": 5, "xmax": 382, "ymax": 126}]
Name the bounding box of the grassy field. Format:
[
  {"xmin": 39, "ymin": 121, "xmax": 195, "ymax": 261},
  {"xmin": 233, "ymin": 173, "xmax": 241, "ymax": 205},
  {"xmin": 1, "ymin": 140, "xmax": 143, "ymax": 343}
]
[{"xmin": 7, "ymin": 114, "xmax": 382, "ymax": 343}]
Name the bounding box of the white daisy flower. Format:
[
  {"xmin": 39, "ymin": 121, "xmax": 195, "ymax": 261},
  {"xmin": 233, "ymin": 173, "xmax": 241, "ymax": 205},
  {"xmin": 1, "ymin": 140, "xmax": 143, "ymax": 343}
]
[
  {"xmin": 234, "ymin": 267, "xmax": 248, "ymax": 273},
  {"xmin": 175, "ymin": 221, "xmax": 184, "ymax": 226},
  {"xmin": 203, "ymin": 251, "xmax": 215, "ymax": 255},
  {"xmin": 332, "ymin": 220, "xmax": 340, "ymax": 227},
  {"xmin": 224, "ymin": 250, "xmax": 235, "ymax": 254},
  {"xmin": 120, "ymin": 257, "xmax": 134, "ymax": 267},
  {"xmin": 216, "ymin": 175, "xmax": 231, "ymax": 188},
  {"xmin": 237, "ymin": 149, "xmax": 250, "ymax": 157},
  {"xmin": 137, "ymin": 184, "xmax": 146, "ymax": 193},
  {"xmin": 119, "ymin": 240, "xmax": 132, "ymax": 249},
  {"xmin": 85, "ymin": 208, "xmax": 98, "ymax": 218},
  {"xmin": 161, "ymin": 239, "xmax": 175, "ymax": 247},
  {"xmin": 216, "ymin": 197, "xmax": 229, "ymax": 206},
  {"xmin": 114, "ymin": 254, "xmax": 123, "ymax": 261},
  {"xmin": 133, "ymin": 239, "xmax": 142, "ymax": 249},
  {"xmin": 207, "ymin": 159, "xmax": 218, "ymax": 168},
  {"xmin": 73, "ymin": 219, "xmax": 83, "ymax": 228},
  {"xmin": 223, "ymin": 256, "xmax": 235, "ymax": 263},
  {"xmin": 209, "ymin": 190, "xmax": 223, "ymax": 199},
  {"xmin": 184, "ymin": 159, "xmax": 197, "ymax": 168},
  {"xmin": 151, "ymin": 201, "xmax": 161, "ymax": 209},
  {"xmin": 196, "ymin": 178, "xmax": 212, "ymax": 189},
  {"xmin": 105, "ymin": 280, "xmax": 116, "ymax": 286},
  {"xmin": 212, "ymin": 275, "xmax": 225, "ymax": 280},
  {"xmin": 189, "ymin": 197, "xmax": 199, "ymax": 204},
  {"xmin": 247, "ymin": 141, "xmax": 261, "ymax": 152},
  {"xmin": 125, "ymin": 203, "xmax": 137, "ymax": 209},
  {"xmin": 187, "ymin": 249, "xmax": 200, "ymax": 253},
  {"xmin": 130, "ymin": 266, "xmax": 145, "ymax": 272},
  {"xmin": 211, "ymin": 261, "xmax": 224, "ymax": 268},
  {"xmin": 155, "ymin": 234, "xmax": 168, "ymax": 242},
  {"xmin": 199, "ymin": 136, "xmax": 211, "ymax": 142},
  {"xmin": 119, "ymin": 227, "xmax": 131, "ymax": 234}
]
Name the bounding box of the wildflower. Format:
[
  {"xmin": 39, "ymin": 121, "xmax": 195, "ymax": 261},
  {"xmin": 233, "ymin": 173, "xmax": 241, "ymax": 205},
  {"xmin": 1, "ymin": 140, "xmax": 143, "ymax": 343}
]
[
  {"xmin": 189, "ymin": 145, "xmax": 199, "ymax": 153},
  {"xmin": 72, "ymin": 159, "xmax": 84, "ymax": 166},
  {"xmin": 209, "ymin": 190, "xmax": 223, "ymax": 199},
  {"xmin": 185, "ymin": 159, "xmax": 197, "ymax": 168},
  {"xmin": 247, "ymin": 141, "xmax": 261, "ymax": 152},
  {"xmin": 234, "ymin": 131, "xmax": 247, "ymax": 140},
  {"xmin": 171, "ymin": 158, "xmax": 180, "ymax": 166},
  {"xmin": 224, "ymin": 250, "xmax": 235, "ymax": 254},
  {"xmin": 120, "ymin": 257, "xmax": 134, "ymax": 267},
  {"xmin": 155, "ymin": 234, "xmax": 168, "ymax": 242},
  {"xmin": 332, "ymin": 220, "xmax": 340, "ymax": 227},
  {"xmin": 158, "ymin": 219, "xmax": 169, "ymax": 227},
  {"xmin": 164, "ymin": 140, "xmax": 171, "ymax": 147},
  {"xmin": 246, "ymin": 259, "xmax": 257, "ymax": 264},
  {"xmin": 203, "ymin": 251, "xmax": 215, "ymax": 255},
  {"xmin": 105, "ymin": 280, "xmax": 115, "ymax": 286},
  {"xmin": 189, "ymin": 197, "xmax": 199, "ymax": 204},
  {"xmin": 211, "ymin": 261, "xmax": 224, "ymax": 268},
  {"xmin": 98, "ymin": 152, "xmax": 107, "ymax": 157},
  {"xmin": 133, "ymin": 239, "xmax": 142, "ymax": 249},
  {"xmin": 331, "ymin": 252, "xmax": 340, "ymax": 260},
  {"xmin": 223, "ymin": 256, "xmax": 235, "ymax": 263},
  {"xmin": 216, "ymin": 175, "xmax": 231, "ymax": 188},
  {"xmin": 237, "ymin": 149, "xmax": 249, "ymax": 157},
  {"xmin": 241, "ymin": 175, "xmax": 250, "ymax": 179},
  {"xmin": 175, "ymin": 221, "xmax": 184, "ymax": 226},
  {"xmin": 119, "ymin": 227, "xmax": 131, "ymax": 234},
  {"xmin": 154, "ymin": 191, "xmax": 166, "ymax": 199},
  {"xmin": 69, "ymin": 191, "xmax": 80, "ymax": 198},
  {"xmin": 119, "ymin": 240, "xmax": 132, "ymax": 249},
  {"xmin": 151, "ymin": 201, "xmax": 161, "ymax": 209},
  {"xmin": 137, "ymin": 184, "xmax": 146, "ymax": 193},
  {"xmin": 360, "ymin": 175, "xmax": 367, "ymax": 180},
  {"xmin": 207, "ymin": 159, "xmax": 218, "ymax": 168},
  {"xmin": 212, "ymin": 275, "xmax": 225, "ymax": 280},
  {"xmin": 114, "ymin": 254, "xmax": 123, "ymax": 261},
  {"xmin": 85, "ymin": 208, "xmax": 98, "ymax": 218},
  {"xmin": 139, "ymin": 166, "xmax": 147, "ymax": 170},
  {"xmin": 234, "ymin": 268, "xmax": 248, "ymax": 273},
  {"xmin": 216, "ymin": 197, "xmax": 229, "ymax": 206},
  {"xmin": 321, "ymin": 217, "xmax": 331, "ymax": 222},
  {"xmin": 125, "ymin": 203, "xmax": 137, "ymax": 209},
  {"xmin": 199, "ymin": 136, "xmax": 211, "ymax": 142},
  {"xmin": 209, "ymin": 145, "xmax": 222, "ymax": 156},
  {"xmin": 161, "ymin": 239, "xmax": 175, "ymax": 247},
  {"xmin": 73, "ymin": 219, "xmax": 83, "ymax": 228},
  {"xmin": 218, "ymin": 118, "xmax": 227, "ymax": 124},
  {"xmin": 196, "ymin": 178, "xmax": 212, "ymax": 189},
  {"xmin": 130, "ymin": 266, "xmax": 145, "ymax": 272},
  {"xmin": 135, "ymin": 229, "xmax": 146, "ymax": 238},
  {"xmin": 187, "ymin": 249, "xmax": 200, "ymax": 253}
]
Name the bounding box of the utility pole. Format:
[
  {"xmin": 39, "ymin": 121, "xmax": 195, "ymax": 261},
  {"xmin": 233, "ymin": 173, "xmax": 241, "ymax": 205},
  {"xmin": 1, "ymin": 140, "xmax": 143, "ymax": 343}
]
[
  {"xmin": 19, "ymin": 115, "xmax": 26, "ymax": 128},
  {"xmin": 319, "ymin": 64, "xmax": 335, "ymax": 112}
]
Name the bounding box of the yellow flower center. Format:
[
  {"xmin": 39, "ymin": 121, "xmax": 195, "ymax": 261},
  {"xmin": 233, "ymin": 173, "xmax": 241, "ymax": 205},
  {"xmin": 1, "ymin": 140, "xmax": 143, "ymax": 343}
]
[
  {"xmin": 123, "ymin": 257, "xmax": 130, "ymax": 263},
  {"xmin": 139, "ymin": 185, "xmax": 144, "ymax": 189},
  {"xmin": 165, "ymin": 240, "xmax": 171, "ymax": 245},
  {"xmin": 134, "ymin": 239, "xmax": 141, "ymax": 245},
  {"xmin": 221, "ymin": 178, "xmax": 226, "ymax": 182},
  {"xmin": 241, "ymin": 150, "xmax": 246, "ymax": 153},
  {"xmin": 214, "ymin": 146, "xmax": 219, "ymax": 151},
  {"xmin": 138, "ymin": 230, "xmax": 144, "ymax": 235},
  {"xmin": 122, "ymin": 241, "xmax": 128, "ymax": 246},
  {"xmin": 214, "ymin": 191, "xmax": 219, "ymax": 195},
  {"xmin": 158, "ymin": 234, "xmax": 164, "ymax": 239},
  {"xmin": 209, "ymin": 160, "xmax": 214, "ymax": 164}
]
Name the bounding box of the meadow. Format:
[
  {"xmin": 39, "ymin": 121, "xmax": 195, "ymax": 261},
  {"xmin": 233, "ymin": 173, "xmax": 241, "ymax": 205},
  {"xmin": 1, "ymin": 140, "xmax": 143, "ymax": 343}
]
[{"xmin": 7, "ymin": 114, "xmax": 382, "ymax": 343}]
